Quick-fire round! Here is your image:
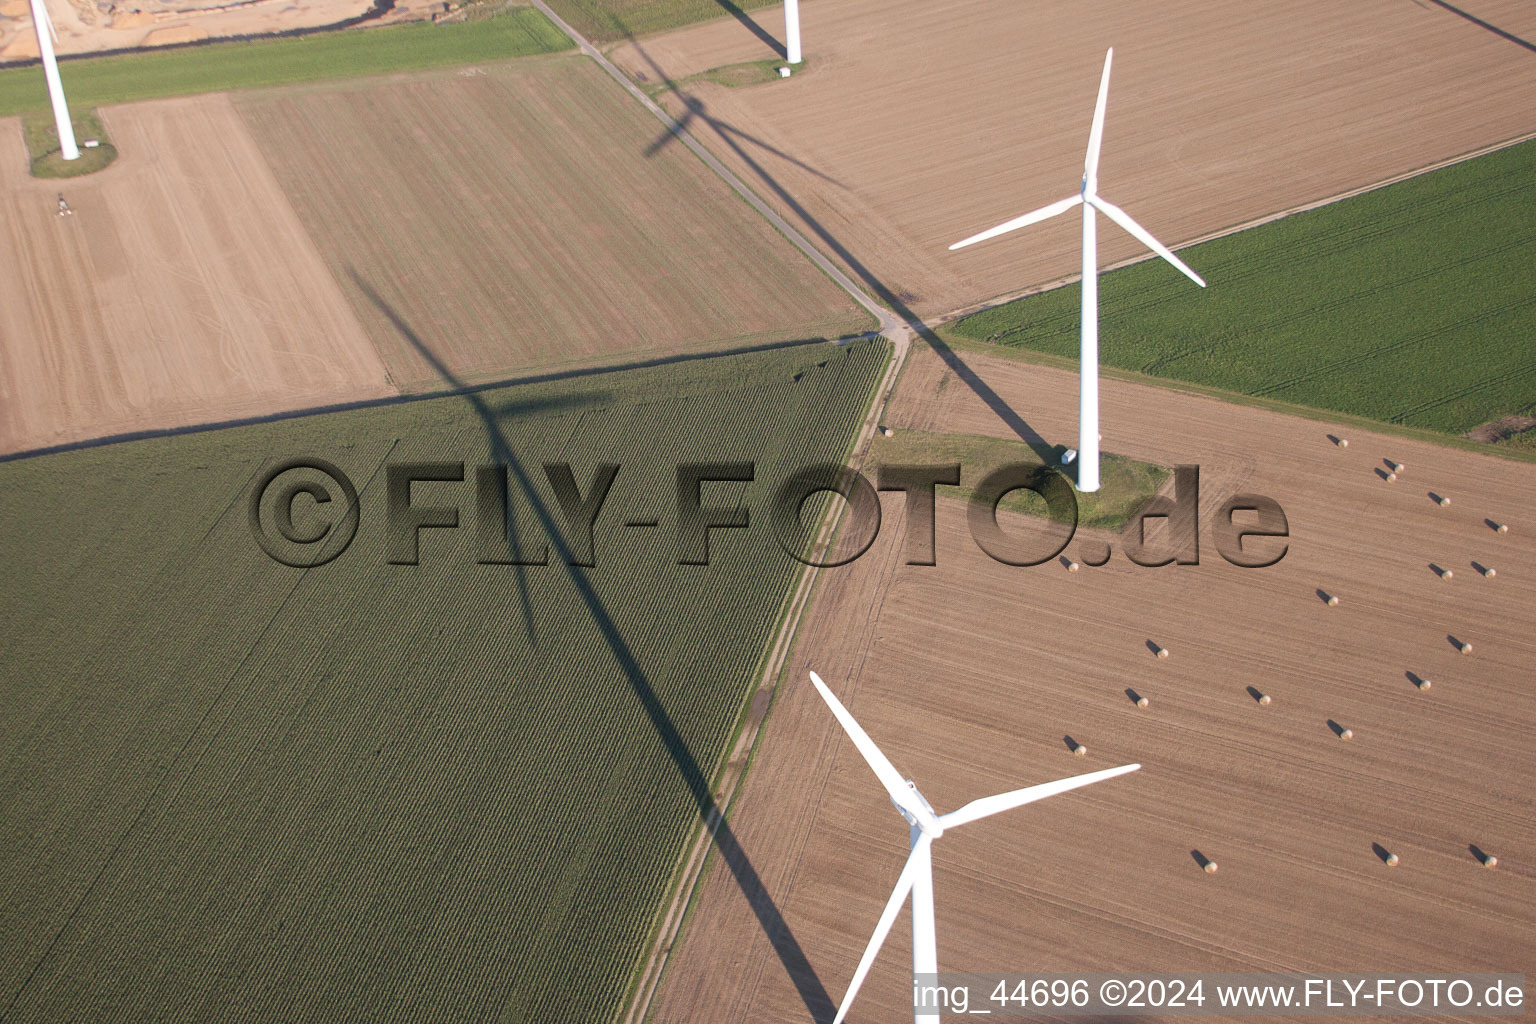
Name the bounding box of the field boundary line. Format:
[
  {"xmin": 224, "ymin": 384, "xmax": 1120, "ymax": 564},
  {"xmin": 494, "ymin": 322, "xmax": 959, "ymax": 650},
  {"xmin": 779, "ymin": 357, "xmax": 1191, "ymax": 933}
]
[
  {"xmin": 932, "ymin": 332, "xmax": 1536, "ymax": 465},
  {"xmin": 934, "ymin": 127, "xmax": 1536, "ymax": 325},
  {"xmin": 525, "ymin": 0, "xmax": 898, "ymax": 339},
  {"xmin": 618, "ymin": 338, "xmax": 897, "ymax": 1024},
  {"xmin": 519, "ymin": 11, "xmax": 918, "ymax": 1021}
]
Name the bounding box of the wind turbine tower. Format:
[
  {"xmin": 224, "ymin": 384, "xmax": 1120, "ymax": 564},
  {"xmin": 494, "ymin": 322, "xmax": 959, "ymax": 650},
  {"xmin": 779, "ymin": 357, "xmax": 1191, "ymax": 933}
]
[
  {"xmin": 29, "ymin": 0, "xmax": 79, "ymax": 162},
  {"xmin": 950, "ymin": 49, "xmax": 1205, "ymax": 493},
  {"xmin": 810, "ymin": 672, "xmax": 1140, "ymax": 1023},
  {"xmin": 784, "ymin": 0, "xmax": 802, "ymax": 65}
]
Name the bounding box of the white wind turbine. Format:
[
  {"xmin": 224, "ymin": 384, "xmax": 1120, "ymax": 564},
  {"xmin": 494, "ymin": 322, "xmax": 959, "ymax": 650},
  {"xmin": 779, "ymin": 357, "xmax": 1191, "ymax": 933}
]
[
  {"xmin": 28, "ymin": 0, "xmax": 80, "ymax": 162},
  {"xmin": 810, "ymin": 671, "xmax": 1139, "ymax": 1024},
  {"xmin": 784, "ymin": 0, "xmax": 802, "ymax": 65},
  {"xmin": 949, "ymin": 49, "xmax": 1204, "ymax": 493}
]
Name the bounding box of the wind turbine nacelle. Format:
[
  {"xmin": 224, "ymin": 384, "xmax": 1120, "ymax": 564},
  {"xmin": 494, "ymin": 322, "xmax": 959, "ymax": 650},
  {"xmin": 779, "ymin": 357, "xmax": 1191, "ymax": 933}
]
[{"xmin": 892, "ymin": 781, "xmax": 942, "ymax": 835}]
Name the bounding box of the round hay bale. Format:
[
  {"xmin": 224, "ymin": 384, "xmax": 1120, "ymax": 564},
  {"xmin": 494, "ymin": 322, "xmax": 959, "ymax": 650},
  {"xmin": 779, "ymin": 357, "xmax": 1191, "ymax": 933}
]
[
  {"xmin": 1203, "ymin": 860, "xmax": 1218, "ymax": 874},
  {"xmin": 1327, "ymin": 594, "xmax": 1340, "ymax": 606},
  {"xmin": 1439, "ymin": 495, "xmax": 1452, "ymax": 507},
  {"xmin": 1155, "ymin": 646, "xmax": 1169, "ymax": 660},
  {"xmin": 1258, "ymin": 693, "xmax": 1272, "ymax": 706},
  {"xmin": 1417, "ymin": 678, "xmax": 1432, "ymax": 691},
  {"xmin": 1496, "ymin": 523, "xmax": 1508, "ymax": 534},
  {"xmin": 1067, "ymin": 560, "xmax": 1080, "ymax": 573},
  {"xmin": 1459, "ymin": 641, "xmax": 1473, "ymax": 654},
  {"xmin": 1483, "ymin": 854, "xmax": 1498, "ymax": 869},
  {"xmin": 1483, "ymin": 566, "xmax": 1497, "ymax": 579},
  {"xmin": 1442, "ymin": 568, "xmax": 1453, "ymax": 580},
  {"xmin": 879, "ymin": 425, "xmax": 894, "ymax": 438},
  {"xmin": 1136, "ymin": 696, "xmax": 1149, "ymax": 709},
  {"xmin": 1339, "ymin": 438, "xmax": 1349, "ymax": 448},
  {"xmin": 1386, "ymin": 472, "xmax": 1397, "ymax": 483},
  {"xmin": 1340, "ymin": 727, "xmax": 1354, "ymax": 740},
  {"xmin": 1385, "ymin": 852, "xmax": 1400, "ymax": 868},
  {"xmin": 1072, "ymin": 742, "xmax": 1087, "ymax": 757},
  {"xmin": 1389, "ymin": 461, "xmax": 1404, "ymax": 473}
]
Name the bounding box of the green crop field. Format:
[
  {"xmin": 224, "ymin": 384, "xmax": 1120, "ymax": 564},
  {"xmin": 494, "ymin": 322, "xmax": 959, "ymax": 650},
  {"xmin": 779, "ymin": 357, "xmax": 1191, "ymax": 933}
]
[
  {"xmin": 544, "ymin": 0, "xmax": 778, "ymax": 43},
  {"xmin": 950, "ymin": 138, "xmax": 1536, "ymax": 436},
  {"xmin": 0, "ymin": 8, "xmax": 570, "ymax": 117},
  {"xmin": 0, "ymin": 339, "xmax": 887, "ymax": 1024}
]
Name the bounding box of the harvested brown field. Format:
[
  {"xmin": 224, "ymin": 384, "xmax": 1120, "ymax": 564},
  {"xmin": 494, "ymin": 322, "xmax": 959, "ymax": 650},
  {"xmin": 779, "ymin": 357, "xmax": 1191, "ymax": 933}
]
[
  {"xmin": 236, "ymin": 56, "xmax": 869, "ymax": 391},
  {"xmin": 650, "ymin": 344, "xmax": 1536, "ymax": 1022},
  {"xmin": 611, "ymin": 0, "xmax": 1536, "ymax": 318},
  {"xmin": 0, "ymin": 94, "xmax": 391, "ymax": 455}
]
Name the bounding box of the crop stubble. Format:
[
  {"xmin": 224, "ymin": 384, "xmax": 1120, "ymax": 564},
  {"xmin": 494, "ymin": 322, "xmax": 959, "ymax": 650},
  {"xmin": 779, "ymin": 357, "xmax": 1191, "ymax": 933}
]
[
  {"xmin": 651, "ymin": 345, "xmax": 1536, "ymax": 1022},
  {"xmin": 0, "ymin": 94, "xmax": 391, "ymax": 455},
  {"xmin": 610, "ymin": 0, "xmax": 1536, "ymax": 319},
  {"xmin": 235, "ymin": 57, "xmax": 868, "ymax": 393}
]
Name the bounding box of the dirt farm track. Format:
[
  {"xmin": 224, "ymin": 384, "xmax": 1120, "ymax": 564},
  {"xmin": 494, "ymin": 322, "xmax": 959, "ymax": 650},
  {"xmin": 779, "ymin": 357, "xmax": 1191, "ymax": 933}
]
[
  {"xmin": 651, "ymin": 346, "xmax": 1536, "ymax": 1023},
  {"xmin": 613, "ymin": 0, "xmax": 1536, "ymax": 319}
]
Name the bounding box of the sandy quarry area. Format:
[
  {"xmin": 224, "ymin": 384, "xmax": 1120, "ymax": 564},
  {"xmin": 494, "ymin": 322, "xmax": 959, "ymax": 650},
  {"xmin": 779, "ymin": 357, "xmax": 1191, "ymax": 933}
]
[
  {"xmin": 651, "ymin": 344, "xmax": 1536, "ymax": 1022},
  {"xmin": 0, "ymin": 0, "xmax": 407, "ymax": 62},
  {"xmin": 0, "ymin": 94, "xmax": 393, "ymax": 455},
  {"xmin": 611, "ymin": 0, "xmax": 1536, "ymax": 319}
]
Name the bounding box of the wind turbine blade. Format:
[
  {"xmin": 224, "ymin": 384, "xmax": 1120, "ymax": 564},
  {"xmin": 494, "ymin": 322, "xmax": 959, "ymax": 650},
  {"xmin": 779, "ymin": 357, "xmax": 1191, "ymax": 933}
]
[
  {"xmin": 1091, "ymin": 197, "xmax": 1206, "ymax": 287},
  {"xmin": 833, "ymin": 833, "xmax": 932, "ymax": 1024},
  {"xmin": 809, "ymin": 672, "xmax": 935, "ymax": 829},
  {"xmin": 36, "ymin": 0, "xmax": 59, "ymax": 45},
  {"xmin": 939, "ymin": 763, "xmax": 1140, "ymax": 830},
  {"xmin": 948, "ymin": 195, "xmax": 1081, "ymax": 250},
  {"xmin": 1084, "ymin": 48, "xmax": 1113, "ymax": 187}
]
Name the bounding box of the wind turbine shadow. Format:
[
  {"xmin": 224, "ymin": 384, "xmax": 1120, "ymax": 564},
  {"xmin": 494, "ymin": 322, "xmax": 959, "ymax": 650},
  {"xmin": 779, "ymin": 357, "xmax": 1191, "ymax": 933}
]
[
  {"xmin": 705, "ymin": 0, "xmax": 787, "ymax": 59},
  {"xmin": 627, "ymin": 30, "xmax": 1058, "ymax": 463},
  {"xmin": 348, "ymin": 269, "xmax": 837, "ymax": 1024},
  {"xmin": 1419, "ymin": 0, "xmax": 1536, "ymax": 53},
  {"xmin": 609, "ymin": 2, "xmax": 785, "ymax": 61}
]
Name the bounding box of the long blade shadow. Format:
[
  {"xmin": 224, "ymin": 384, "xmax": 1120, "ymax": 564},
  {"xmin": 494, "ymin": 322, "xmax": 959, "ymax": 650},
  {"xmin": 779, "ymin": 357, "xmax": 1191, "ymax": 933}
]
[
  {"xmin": 706, "ymin": 0, "xmax": 787, "ymax": 59},
  {"xmin": 1421, "ymin": 0, "xmax": 1536, "ymax": 52},
  {"xmin": 632, "ymin": 29, "xmax": 844, "ymax": 188},
  {"xmin": 628, "ymin": 34, "xmax": 1058, "ymax": 462},
  {"xmin": 349, "ymin": 272, "xmax": 837, "ymax": 1023},
  {"xmin": 643, "ymin": 107, "xmax": 697, "ymax": 157}
]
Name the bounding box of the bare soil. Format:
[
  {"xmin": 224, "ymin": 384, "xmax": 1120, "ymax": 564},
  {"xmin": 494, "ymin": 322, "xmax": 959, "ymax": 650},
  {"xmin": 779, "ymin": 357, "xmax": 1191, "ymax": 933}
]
[
  {"xmin": 1466, "ymin": 414, "xmax": 1536, "ymax": 444},
  {"xmin": 650, "ymin": 344, "xmax": 1536, "ymax": 1022},
  {"xmin": 235, "ymin": 58, "xmax": 868, "ymax": 391},
  {"xmin": 610, "ymin": 0, "xmax": 1536, "ymax": 319},
  {"xmin": 0, "ymin": 94, "xmax": 392, "ymax": 455}
]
